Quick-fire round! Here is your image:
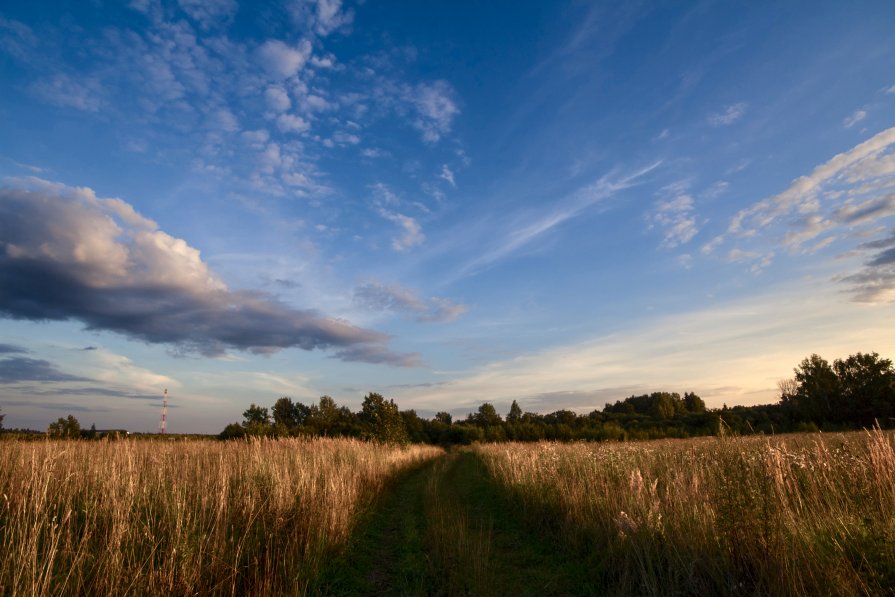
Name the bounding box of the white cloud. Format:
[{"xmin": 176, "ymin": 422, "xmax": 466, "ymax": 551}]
[
  {"xmin": 177, "ymin": 0, "xmax": 238, "ymax": 29},
  {"xmin": 843, "ymin": 109, "xmax": 867, "ymax": 129},
  {"xmin": 378, "ymin": 209, "xmax": 424, "ymax": 251},
  {"xmin": 708, "ymin": 102, "xmax": 747, "ymax": 126},
  {"xmin": 410, "ymin": 81, "xmax": 460, "ymax": 143},
  {"xmin": 265, "ymin": 85, "xmax": 292, "ymax": 112},
  {"xmin": 354, "ymin": 282, "xmax": 468, "ymax": 323},
  {"xmin": 729, "ymin": 127, "xmax": 895, "ymax": 239},
  {"xmin": 715, "ymin": 127, "xmax": 895, "ymax": 300},
  {"xmin": 31, "ymin": 74, "xmax": 103, "ymax": 112},
  {"xmin": 652, "ymin": 196, "xmax": 697, "ymax": 248},
  {"xmin": 726, "ymin": 248, "xmax": 759, "ymax": 263},
  {"xmin": 650, "ymin": 182, "xmax": 698, "ymax": 249},
  {"xmin": 241, "ymin": 129, "xmax": 270, "ymax": 148},
  {"xmin": 702, "ymin": 180, "xmax": 729, "ymax": 199},
  {"xmin": 332, "ymin": 131, "xmax": 360, "ymax": 145},
  {"xmin": 277, "ymin": 113, "xmax": 310, "ymax": 133},
  {"xmin": 303, "ymin": 94, "xmax": 333, "ymax": 112},
  {"xmin": 207, "ymin": 106, "xmax": 239, "ymax": 132},
  {"xmin": 257, "ymin": 39, "xmax": 312, "ymax": 80},
  {"xmin": 701, "ymin": 235, "xmax": 724, "ymax": 255},
  {"xmin": 457, "ymin": 162, "xmax": 661, "ymax": 278},
  {"xmin": 439, "ymin": 165, "xmax": 456, "ymax": 186},
  {"xmin": 314, "ymin": 0, "xmax": 354, "ymax": 36}
]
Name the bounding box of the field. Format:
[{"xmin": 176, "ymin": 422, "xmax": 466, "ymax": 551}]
[
  {"xmin": 0, "ymin": 438, "xmax": 441, "ymax": 595},
  {"xmin": 1, "ymin": 431, "xmax": 894, "ymax": 595}
]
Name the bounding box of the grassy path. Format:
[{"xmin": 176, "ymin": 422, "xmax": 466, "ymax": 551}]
[{"xmin": 315, "ymin": 450, "xmax": 593, "ymax": 596}]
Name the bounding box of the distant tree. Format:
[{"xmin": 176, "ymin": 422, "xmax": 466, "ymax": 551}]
[
  {"xmin": 507, "ymin": 400, "xmax": 523, "ymax": 423},
  {"xmin": 650, "ymin": 393, "xmax": 678, "ymax": 419},
  {"xmin": 0, "ymin": 406, "xmax": 4, "ymax": 430},
  {"xmin": 434, "ymin": 411, "xmax": 452, "ymax": 425},
  {"xmin": 792, "ymin": 354, "xmax": 840, "ymax": 424},
  {"xmin": 832, "ymin": 352, "xmax": 895, "ymax": 426},
  {"xmin": 48, "ymin": 414, "xmax": 81, "ymax": 438},
  {"xmin": 242, "ymin": 403, "xmax": 271, "ymax": 436},
  {"xmin": 400, "ymin": 410, "xmax": 427, "ymax": 443},
  {"xmin": 307, "ymin": 396, "xmax": 339, "ymax": 434},
  {"xmin": 359, "ymin": 392, "xmax": 408, "ymax": 444},
  {"xmin": 474, "ymin": 402, "xmax": 502, "ymax": 427},
  {"xmin": 683, "ymin": 392, "xmax": 706, "ymax": 414},
  {"xmin": 272, "ymin": 396, "xmax": 310, "ymax": 435},
  {"xmin": 219, "ymin": 422, "xmax": 247, "ymax": 440}
]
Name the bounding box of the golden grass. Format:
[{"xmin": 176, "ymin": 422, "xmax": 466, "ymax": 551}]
[
  {"xmin": 0, "ymin": 437, "xmax": 442, "ymax": 595},
  {"xmin": 475, "ymin": 430, "xmax": 895, "ymax": 595}
]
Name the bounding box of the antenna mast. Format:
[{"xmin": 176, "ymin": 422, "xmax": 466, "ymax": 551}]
[{"xmin": 158, "ymin": 388, "xmax": 168, "ymax": 434}]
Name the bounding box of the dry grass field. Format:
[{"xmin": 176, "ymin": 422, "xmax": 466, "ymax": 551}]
[
  {"xmin": 475, "ymin": 430, "xmax": 895, "ymax": 595},
  {"xmin": 2, "ymin": 432, "xmax": 893, "ymax": 595},
  {"xmin": 0, "ymin": 437, "xmax": 441, "ymax": 595}
]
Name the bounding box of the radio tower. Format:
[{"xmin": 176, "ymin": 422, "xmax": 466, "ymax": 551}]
[{"xmin": 158, "ymin": 388, "xmax": 168, "ymax": 434}]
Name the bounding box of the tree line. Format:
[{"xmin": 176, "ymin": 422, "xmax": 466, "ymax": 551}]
[
  {"xmin": 218, "ymin": 351, "xmax": 895, "ymax": 444},
  {"xmin": 2, "ymin": 351, "xmax": 891, "ymax": 443}
]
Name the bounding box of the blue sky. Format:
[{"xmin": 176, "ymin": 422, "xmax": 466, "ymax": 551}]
[{"xmin": 2, "ymin": 0, "xmax": 895, "ymax": 433}]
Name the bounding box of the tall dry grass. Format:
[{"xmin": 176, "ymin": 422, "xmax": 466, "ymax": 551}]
[
  {"xmin": 0, "ymin": 437, "xmax": 441, "ymax": 595},
  {"xmin": 476, "ymin": 430, "xmax": 895, "ymax": 595}
]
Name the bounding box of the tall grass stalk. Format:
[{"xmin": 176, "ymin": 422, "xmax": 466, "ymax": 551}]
[
  {"xmin": 476, "ymin": 430, "xmax": 895, "ymax": 595},
  {"xmin": 0, "ymin": 437, "xmax": 441, "ymax": 595}
]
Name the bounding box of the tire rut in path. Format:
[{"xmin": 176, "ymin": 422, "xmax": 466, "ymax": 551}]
[
  {"xmin": 432, "ymin": 451, "xmax": 592, "ymax": 596},
  {"xmin": 315, "ymin": 458, "xmax": 437, "ymax": 595}
]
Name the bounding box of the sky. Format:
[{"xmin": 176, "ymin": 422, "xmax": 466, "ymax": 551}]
[{"xmin": 2, "ymin": 1, "xmax": 895, "ymax": 433}]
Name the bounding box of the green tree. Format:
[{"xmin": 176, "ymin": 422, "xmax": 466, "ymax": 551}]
[
  {"xmin": 271, "ymin": 396, "xmax": 311, "ymax": 435},
  {"xmin": 0, "ymin": 406, "xmax": 4, "ymax": 430},
  {"xmin": 683, "ymin": 392, "xmax": 706, "ymax": 413},
  {"xmin": 507, "ymin": 400, "xmax": 522, "ymax": 423},
  {"xmin": 242, "ymin": 403, "xmax": 271, "ymax": 436},
  {"xmin": 434, "ymin": 411, "xmax": 452, "ymax": 425},
  {"xmin": 359, "ymin": 392, "xmax": 408, "ymax": 444},
  {"xmin": 832, "ymin": 352, "xmax": 895, "ymax": 426},
  {"xmin": 792, "ymin": 354, "xmax": 840, "ymax": 424},
  {"xmin": 219, "ymin": 422, "xmax": 247, "ymax": 440},
  {"xmin": 400, "ymin": 409, "xmax": 427, "ymax": 443},
  {"xmin": 48, "ymin": 414, "xmax": 81, "ymax": 438},
  {"xmin": 474, "ymin": 402, "xmax": 502, "ymax": 427},
  {"xmin": 650, "ymin": 392, "xmax": 678, "ymax": 419}
]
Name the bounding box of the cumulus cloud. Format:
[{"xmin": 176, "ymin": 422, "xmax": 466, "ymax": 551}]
[
  {"xmin": 277, "ymin": 113, "xmax": 310, "ymax": 133},
  {"xmin": 708, "ymin": 102, "xmax": 747, "ymax": 126},
  {"xmin": 313, "ymin": 0, "xmax": 354, "ymax": 36},
  {"xmin": 410, "ymin": 81, "xmax": 460, "ymax": 143},
  {"xmin": 257, "ymin": 39, "xmax": 312, "ymax": 80},
  {"xmin": 0, "ymin": 178, "xmax": 417, "ymax": 365},
  {"xmin": 354, "ymin": 282, "xmax": 468, "ymax": 323},
  {"xmin": 265, "ymin": 85, "xmax": 292, "ymax": 112}
]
